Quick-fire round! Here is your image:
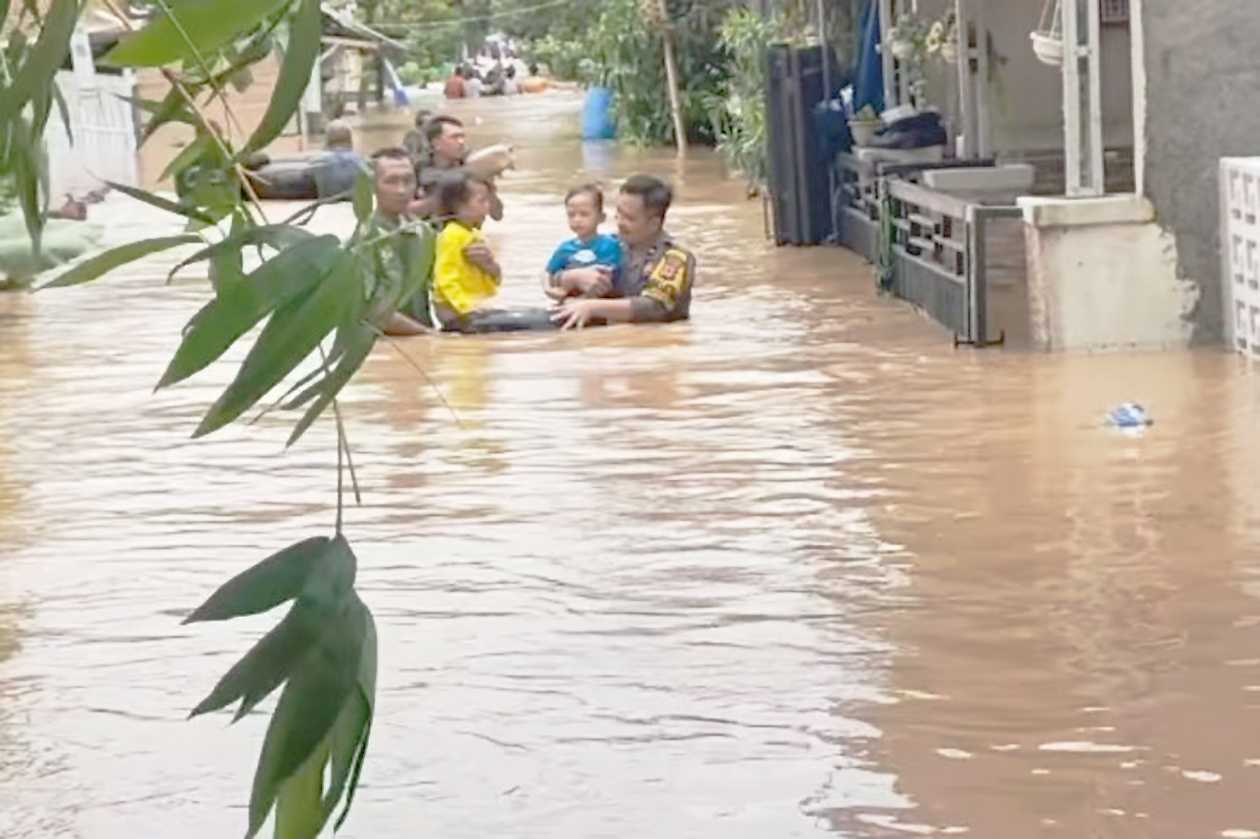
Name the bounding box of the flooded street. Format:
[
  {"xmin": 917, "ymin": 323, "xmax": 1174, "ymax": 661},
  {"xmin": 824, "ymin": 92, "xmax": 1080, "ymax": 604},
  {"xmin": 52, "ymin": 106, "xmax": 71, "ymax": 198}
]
[{"xmin": 3, "ymin": 92, "xmax": 1260, "ymax": 838}]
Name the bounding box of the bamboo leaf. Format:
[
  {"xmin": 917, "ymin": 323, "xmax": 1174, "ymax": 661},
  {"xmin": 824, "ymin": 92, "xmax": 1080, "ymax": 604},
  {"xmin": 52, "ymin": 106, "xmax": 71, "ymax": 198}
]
[
  {"xmin": 335, "ymin": 603, "xmax": 376, "ymax": 832},
  {"xmin": 166, "ymin": 223, "xmax": 315, "ymax": 286},
  {"xmin": 157, "ymin": 234, "xmax": 340, "ymax": 389},
  {"xmin": 242, "ymin": 0, "xmax": 321, "ymax": 155},
  {"xmin": 39, "ymin": 235, "xmax": 200, "ymax": 289},
  {"xmin": 324, "ymin": 594, "xmax": 374, "ymax": 824},
  {"xmin": 274, "ymin": 739, "xmax": 329, "ymax": 839},
  {"xmin": 11, "ymin": 122, "xmax": 44, "ymax": 256},
  {"xmin": 107, "ymin": 180, "xmax": 216, "ymax": 224},
  {"xmin": 352, "ymin": 169, "xmax": 374, "ymax": 224},
  {"xmin": 188, "ymin": 537, "xmax": 355, "ymax": 723},
  {"xmin": 160, "ymin": 134, "xmax": 212, "ymax": 183},
  {"xmin": 188, "ymin": 594, "xmax": 324, "ymax": 720},
  {"xmin": 50, "ymin": 81, "xmax": 73, "ymax": 144},
  {"xmin": 183, "ymin": 536, "xmax": 330, "ymax": 624},
  {"xmin": 286, "ymin": 320, "xmax": 376, "ymax": 449},
  {"xmin": 194, "ymin": 250, "xmax": 356, "ymax": 438},
  {"xmin": 247, "ymin": 579, "xmax": 366, "ymax": 838},
  {"xmin": 135, "ymin": 88, "xmax": 198, "ymax": 143},
  {"xmin": 103, "ymin": 0, "xmax": 292, "ymax": 68},
  {"xmin": 0, "ymin": 0, "xmax": 78, "ymax": 118},
  {"xmin": 207, "ymin": 210, "xmax": 249, "ymax": 292}
]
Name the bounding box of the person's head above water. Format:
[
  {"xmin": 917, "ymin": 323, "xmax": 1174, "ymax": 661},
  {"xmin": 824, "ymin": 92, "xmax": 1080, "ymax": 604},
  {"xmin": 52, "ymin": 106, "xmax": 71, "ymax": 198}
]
[
  {"xmin": 424, "ymin": 115, "xmax": 467, "ymax": 166},
  {"xmin": 564, "ymin": 183, "xmax": 605, "ymax": 241},
  {"xmin": 371, "ymin": 146, "xmax": 416, "ymax": 218},
  {"xmin": 616, "ymin": 175, "xmax": 672, "ymax": 248},
  {"xmin": 437, "ymin": 170, "xmax": 493, "ymax": 228},
  {"xmin": 325, "ymin": 119, "xmax": 354, "ymax": 151}
]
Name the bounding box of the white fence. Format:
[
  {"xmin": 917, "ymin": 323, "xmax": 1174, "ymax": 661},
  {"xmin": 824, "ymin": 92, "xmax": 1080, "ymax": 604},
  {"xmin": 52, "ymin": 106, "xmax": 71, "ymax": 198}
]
[
  {"xmin": 45, "ymin": 69, "xmax": 139, "ymax": 201},
  {"xmin": 1221, "ymin": 158, "xmax": 1260, "ymax": 355}
]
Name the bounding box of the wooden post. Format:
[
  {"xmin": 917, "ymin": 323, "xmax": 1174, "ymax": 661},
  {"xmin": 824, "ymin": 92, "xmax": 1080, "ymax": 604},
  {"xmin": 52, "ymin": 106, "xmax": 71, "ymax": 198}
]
[{"xmin": 656, "ymin": 0, "xmax": 687, "ymax": 157}]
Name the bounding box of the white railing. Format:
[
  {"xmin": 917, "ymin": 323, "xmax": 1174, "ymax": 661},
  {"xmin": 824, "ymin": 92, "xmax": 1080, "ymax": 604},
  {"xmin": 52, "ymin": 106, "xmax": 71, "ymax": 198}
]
[{"xmin": 1221, "ymin": 157, "xmax": 1260, "ymax": 355}]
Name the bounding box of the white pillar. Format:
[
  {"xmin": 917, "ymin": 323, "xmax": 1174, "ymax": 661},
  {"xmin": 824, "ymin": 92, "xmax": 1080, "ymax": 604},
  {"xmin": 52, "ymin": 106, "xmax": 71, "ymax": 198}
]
[
  {"xmin": 1128, "ymin": 0, "xmax": 1147, "ymax": 196},
  {"xmin": 1061, "ymin": 0, "xmax": 1105, "ymax": 196},
  {"xmin": 954, "ymin": 0, "xmax": 975, "ymax": 158},
  {"xmin": 879, "ymin": 0, "xmax": 896, "ymax": 108},
  {"xmin": 974, "ymin": 1, "xmax": 991, "ymax": 158}
]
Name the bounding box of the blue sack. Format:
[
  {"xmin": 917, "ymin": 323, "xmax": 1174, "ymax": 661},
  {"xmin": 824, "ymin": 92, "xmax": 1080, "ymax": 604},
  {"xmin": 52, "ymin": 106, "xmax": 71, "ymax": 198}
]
[{"xmin": 582, "ymin": 86, "xmax": 617, "ymax": 140}]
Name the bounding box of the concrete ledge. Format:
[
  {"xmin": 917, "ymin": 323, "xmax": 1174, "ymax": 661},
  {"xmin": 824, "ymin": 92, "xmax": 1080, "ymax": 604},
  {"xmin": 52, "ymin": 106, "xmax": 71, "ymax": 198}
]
[
  {"xmin": 1018, "ymin": 193, "xmax": 1155, "ymax": 228},
  {"xmin": 923, "ymin": 164, "xmax": 1035, "ymax": 193}
]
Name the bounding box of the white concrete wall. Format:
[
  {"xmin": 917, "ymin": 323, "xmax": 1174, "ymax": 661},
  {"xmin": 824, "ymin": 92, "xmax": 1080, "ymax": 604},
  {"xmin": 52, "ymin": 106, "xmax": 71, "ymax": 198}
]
[{"xmin": 1021, "ymin": 198, "xmax": 1199, "ymax": 351}]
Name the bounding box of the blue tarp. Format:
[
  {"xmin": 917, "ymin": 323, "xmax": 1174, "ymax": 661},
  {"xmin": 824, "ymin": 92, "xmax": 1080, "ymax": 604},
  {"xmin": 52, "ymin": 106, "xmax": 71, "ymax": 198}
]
[{"xmin": 853, "ymin": 0, "xmax": 885, "ymax": 117}]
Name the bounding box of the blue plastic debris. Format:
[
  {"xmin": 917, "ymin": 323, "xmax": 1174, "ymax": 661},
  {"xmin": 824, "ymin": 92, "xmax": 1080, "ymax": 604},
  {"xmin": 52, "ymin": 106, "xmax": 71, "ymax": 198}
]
[{"xmin": 1106, "ymin": 403, "xmax": 1153, "ymax": 429}]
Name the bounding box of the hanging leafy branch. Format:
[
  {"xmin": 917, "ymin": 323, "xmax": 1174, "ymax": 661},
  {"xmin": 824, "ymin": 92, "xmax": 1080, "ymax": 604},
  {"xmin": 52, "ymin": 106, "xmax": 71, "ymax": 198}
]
[{"xmin": 1, "ymin": 0, "xmax": 437, "ymax": 835}]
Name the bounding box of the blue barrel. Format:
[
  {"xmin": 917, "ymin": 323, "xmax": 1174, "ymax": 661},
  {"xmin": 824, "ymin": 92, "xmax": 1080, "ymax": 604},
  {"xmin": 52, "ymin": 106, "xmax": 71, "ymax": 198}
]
[{"xmin": 581, "ymin": 86, "xmax": 617, "ymax": 140}]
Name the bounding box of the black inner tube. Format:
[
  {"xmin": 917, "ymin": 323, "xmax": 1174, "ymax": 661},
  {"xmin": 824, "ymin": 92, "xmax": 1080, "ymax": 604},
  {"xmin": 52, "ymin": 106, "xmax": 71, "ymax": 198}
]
[{"xmin": 445, "ymin": 307, "xmax": 598, "ymax": 334}]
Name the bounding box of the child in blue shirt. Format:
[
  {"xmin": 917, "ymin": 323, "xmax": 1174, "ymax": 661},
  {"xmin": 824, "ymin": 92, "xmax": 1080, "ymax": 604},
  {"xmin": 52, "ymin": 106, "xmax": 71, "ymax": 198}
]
[{"xmin": 543, "ymin": 183, "xmax": 622, "ymax": 301}]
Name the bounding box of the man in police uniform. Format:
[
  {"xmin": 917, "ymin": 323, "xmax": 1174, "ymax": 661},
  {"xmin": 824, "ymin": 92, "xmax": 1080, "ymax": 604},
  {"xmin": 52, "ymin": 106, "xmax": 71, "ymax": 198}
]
[{"xmin": 550, "ymin": 174, "xmax": 695, "ymax": 329}]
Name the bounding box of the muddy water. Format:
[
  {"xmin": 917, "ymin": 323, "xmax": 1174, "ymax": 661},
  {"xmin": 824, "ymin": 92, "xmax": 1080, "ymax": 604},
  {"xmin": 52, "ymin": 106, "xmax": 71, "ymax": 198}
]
[{"xmin": 3, "ymin": 92, "xmax": 1260, "ymax": 838}]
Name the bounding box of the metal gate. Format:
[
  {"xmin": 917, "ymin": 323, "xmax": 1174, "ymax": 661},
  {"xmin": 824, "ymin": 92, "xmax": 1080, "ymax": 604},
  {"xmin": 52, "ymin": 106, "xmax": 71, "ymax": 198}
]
[{"xmin": 45, "ymin": 69, "xmax": 139, "ymax": 201}]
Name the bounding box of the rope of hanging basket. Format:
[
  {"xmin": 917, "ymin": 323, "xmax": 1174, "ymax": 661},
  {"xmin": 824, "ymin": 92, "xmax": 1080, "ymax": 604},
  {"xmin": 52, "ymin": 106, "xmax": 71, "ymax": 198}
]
[{"xmin": 1036, "ymin": 0, "xmax": 1062, "ymax": 37}]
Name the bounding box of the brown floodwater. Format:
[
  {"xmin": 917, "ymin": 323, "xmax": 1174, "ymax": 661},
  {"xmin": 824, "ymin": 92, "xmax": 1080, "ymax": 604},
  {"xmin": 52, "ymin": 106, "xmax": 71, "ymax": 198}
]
[{"xmin": 3, "ymin": 92, "xmax": 1260, "ymax": 838}]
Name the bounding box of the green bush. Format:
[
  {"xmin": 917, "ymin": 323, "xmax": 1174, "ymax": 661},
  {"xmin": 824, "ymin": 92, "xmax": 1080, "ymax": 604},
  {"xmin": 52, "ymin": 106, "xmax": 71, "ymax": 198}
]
[
  {"xmin": 704, "ymin": 9, "xmax": 788, "ymax": 194},
  {"xmin": 586, "ymin": 0, "xmax": 733, "ymax": 146}
]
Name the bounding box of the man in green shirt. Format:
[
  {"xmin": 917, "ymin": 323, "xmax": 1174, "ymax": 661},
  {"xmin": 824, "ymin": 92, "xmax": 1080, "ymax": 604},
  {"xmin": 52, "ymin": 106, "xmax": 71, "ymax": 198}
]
[{"xmin": 368, "ymin": 147, "xmax": 438, "ymax": 335}]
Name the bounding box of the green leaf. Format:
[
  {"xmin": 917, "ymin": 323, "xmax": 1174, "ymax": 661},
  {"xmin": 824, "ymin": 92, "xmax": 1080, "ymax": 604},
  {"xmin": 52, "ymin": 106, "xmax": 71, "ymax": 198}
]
[
  {"xmin": 38, "ymin": 235, "xmax": 201, "ymax": 289},
  {"xmin": 194, "ymin": 249, "xmax": 356, "ymax": 438},
  {"xmin": 160, "ymin": 134, "xmax": 212, "ymax": 183},
  {"xmin": 335, "ymin": 601, "xmax": 376, "ymax": 832},
  {"xmin": 286, "ymin": 320, "xmax": 376, "ymax": 449},
  {"xmin": 135, "ymin": 88, "xmax": 198, "ymax": 143},
  {"xmin": 10, "ymin": 121, "xmax": 44, "ymax": 256},
  {"xmin": 274, "ymin": 739, "xmax": 329, "ymax": 839},
  {"xmin": 50, "ymin": 81, "xmax": 73, "ymax": 145},
  {"xmin": 0, "ymin": 0, "xmax": 78, "ymax": 119},
  {"xmin": 352, "ymin": 168, "xmax": 374, "ymax": 223},
  {"xmin": 207, "ymin": 210, "xmax": 249, "ymax": 292},
  {"xmin": 248, "ymin": 574, "xmax": 366, "ymax": 837},
  {"xmin": 157, "ymin": 234, "xmax": 340, "ymax": 389},
  {"xmin": 166, "ymin": 223, "xmax": 314, "ymax": 286},
  {"xmin": 183, "ymin": 536, "xmax": 330, "ymax": 624},
  {"xmin": 107, "ymin": 180, "xmax": 216, "ymax": 224},
  {"xmin": 103, "ymin": 0, "xmax": 292, "ymax": 68},
  {"xmin": 242, "ymin": 0, "xmax": 321, "ymax": 155},
  {"xmin": 188, "ymin": 536, "xmax": 356, "ymax": 723},
  {"xmin": 188, "ymin": 594, "xmax": 324, "ymax": 721},
  {"xmin": 0, "ymin": 2, "xmax": 11, "ymax": 33}
]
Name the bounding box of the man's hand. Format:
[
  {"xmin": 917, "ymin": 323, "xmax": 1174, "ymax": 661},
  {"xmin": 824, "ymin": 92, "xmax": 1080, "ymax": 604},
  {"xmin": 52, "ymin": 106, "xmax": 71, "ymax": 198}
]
[
  {"xmin": 464, "ymin": 242, "xmax": 501, "ymax": 280},
  {"xmin": 551, "ymin": 299, "xmax": 600, "ymax": 331},
  {"xmin": 558, "ymin": 265, "xmax": 613, "ymax": 298}
]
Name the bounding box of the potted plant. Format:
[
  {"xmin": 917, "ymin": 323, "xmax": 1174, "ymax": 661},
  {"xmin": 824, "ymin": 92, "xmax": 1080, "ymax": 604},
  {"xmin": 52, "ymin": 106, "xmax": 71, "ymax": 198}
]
[{"xmin": 848, "ymin": 104, "xmax": 882, "ymax": 147}]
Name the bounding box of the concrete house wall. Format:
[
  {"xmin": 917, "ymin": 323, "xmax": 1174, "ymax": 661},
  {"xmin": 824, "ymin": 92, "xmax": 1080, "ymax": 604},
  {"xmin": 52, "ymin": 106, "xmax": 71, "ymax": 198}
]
[{"xmin": 1140, "ymin": 0, "xmax": 1260, "ymax": 342}]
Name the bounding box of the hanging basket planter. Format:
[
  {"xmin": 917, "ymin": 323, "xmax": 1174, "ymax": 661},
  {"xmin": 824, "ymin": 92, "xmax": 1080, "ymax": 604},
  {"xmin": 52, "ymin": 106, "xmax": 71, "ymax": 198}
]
[
  {"xmin": 1030, "ymin": 0, "xmax": 1064, "ymax": 66},
  {"xmin": 1030, "ymin": 30, "xmax": 1064, "ymax": 65}
]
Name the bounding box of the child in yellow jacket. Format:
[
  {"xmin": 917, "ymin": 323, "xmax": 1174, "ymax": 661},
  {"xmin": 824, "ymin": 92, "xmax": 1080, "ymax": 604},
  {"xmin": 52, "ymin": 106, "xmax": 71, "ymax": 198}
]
[{"xmin": 431, "ymin": 171, "xmax": 501, "ymax": 328}]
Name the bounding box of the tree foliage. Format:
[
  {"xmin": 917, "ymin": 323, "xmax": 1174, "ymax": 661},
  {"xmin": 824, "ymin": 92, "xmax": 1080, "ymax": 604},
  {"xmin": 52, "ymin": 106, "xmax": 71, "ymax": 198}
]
[{"xmin": 1, "ymin": 0, "xmax": 438, "ymax": 835}]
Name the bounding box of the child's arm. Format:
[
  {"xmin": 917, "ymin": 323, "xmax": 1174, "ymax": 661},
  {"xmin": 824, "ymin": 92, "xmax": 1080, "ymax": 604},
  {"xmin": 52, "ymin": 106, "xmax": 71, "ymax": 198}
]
[{"xmin": 464, "ymin": 241, "xmax": 501, "ymax": 282}]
